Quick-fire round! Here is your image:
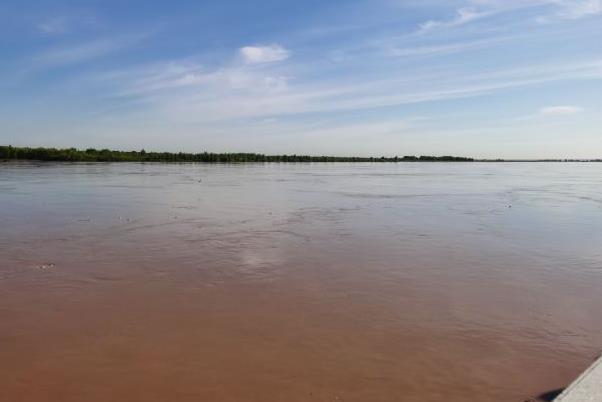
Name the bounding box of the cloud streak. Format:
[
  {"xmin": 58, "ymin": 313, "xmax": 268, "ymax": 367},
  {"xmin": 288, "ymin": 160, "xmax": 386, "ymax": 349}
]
[
  {"xmin": 34, "ymin": 35, "xmax": 145, "ymax": 68},
  {"xmin": 416, "ymin": 0, "xmax": 602, "ymax": 34},
  {"xmin": 37, "ymin": 17, "xmax": 69, "ymax": 35},
  {"xmin": 385, "ymin": 36, "xmax": 511, "ymax": 57},
  {"xmin": 538, "ymin": 0, "xmax": 602, "ymax": 22},
  {"xmin": 540, "ymin": 105, "xmax": 583, "ymax": 115},
  {"xmin": 239, "ymin": 44, "xmax": 290, "ymax": 64},
  {"xmin": 418, "ymin": 7, "xmax": 491, "ymax": 33},
  {"xmin": 87, "ymin": 52, "xmax": 602, "ymax": 125}
]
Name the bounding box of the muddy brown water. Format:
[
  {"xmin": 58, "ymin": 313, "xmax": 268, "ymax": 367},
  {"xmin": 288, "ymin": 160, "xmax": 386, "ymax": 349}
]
[{"xmin": 1, "ymin": 162, "xmax": 601, "ymax": 402}]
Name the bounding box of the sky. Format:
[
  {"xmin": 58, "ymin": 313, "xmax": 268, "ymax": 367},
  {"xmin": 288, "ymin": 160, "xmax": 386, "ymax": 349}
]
[{"xmin": 1, "ymin": 0, "xmax": 601, "ymax": 159}]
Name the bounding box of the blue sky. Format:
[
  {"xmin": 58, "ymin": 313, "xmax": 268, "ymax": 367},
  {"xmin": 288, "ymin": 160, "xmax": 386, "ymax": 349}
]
[{"xmin": 1, "ymin": 0, "xmax": 601, "ymax": 158}]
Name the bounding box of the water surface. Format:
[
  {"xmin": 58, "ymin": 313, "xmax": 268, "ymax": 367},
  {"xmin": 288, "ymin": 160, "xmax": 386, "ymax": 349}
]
[{"xmin": 1, "ymin": 162, "xmax": 601, "ymax": 402}]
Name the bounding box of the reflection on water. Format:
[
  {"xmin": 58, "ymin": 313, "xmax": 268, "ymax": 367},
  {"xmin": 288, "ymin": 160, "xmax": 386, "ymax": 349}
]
[{"xmin": 1, "ymin": 162, "xmax": 601, "ymax": 402}]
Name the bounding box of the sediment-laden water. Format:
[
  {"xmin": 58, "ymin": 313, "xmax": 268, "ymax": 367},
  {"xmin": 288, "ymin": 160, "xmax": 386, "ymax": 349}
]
[{"xmin": 1, "ymin": 162, "xmax": 601, "ymax": 402}]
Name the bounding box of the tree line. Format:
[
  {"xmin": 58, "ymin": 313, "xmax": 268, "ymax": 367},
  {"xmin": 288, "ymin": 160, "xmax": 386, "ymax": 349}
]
[{"xmin": 0, "ymin": 145, "xmax": 474, "ymax": 163}]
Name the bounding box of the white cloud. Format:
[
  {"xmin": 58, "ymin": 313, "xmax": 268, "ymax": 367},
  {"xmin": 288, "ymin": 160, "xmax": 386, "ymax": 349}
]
[
  {"xmin": 540, "ymin": 105, "xmax": 583, "ymax": 115},
  {"xmin": 239, "ymin": 44, "xmax": 290, "ymax": 64}
]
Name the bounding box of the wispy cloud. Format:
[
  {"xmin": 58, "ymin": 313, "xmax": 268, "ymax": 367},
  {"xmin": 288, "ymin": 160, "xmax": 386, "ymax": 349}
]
[
  {"xmin": 540, "ymin": 105, "xmax": 583, "ymax": 115},
  {"xmin": 490, "ymin": 0, "xmax": 602, "ymax": 21},
  {"xmin": 33, "ymin": 34, "xmax": 145, "ymax": 68},
  {"xmin": 98, "ymin": 58, "xmax": 289, "ymax": 100},
  {"xmin": 386, "ymin": 36, "xmax": 510, "ymax": 57},
  {"xmin": 37, "ymin": 17, "xmax": 69, "ymax": 35},
  {"xmin": 35, "ymin": 12, "xmax": 102, "ymax": 36},
  {"xmin": 537, "ymin": 0, "xmax": 602, "ymax": 22},
  {"xmin": 239, "ymin": 44, "xmax": 290, "ymax": 64},
  {"xmin": 418, "ymin": 7, "xmax": 491, "ymax": 33},
  {"xmin": 416, "ymin": 0, "xmax": 601, "ymax": 34},
  {"xmin": 88, "ymin": 54, "xmax": 602, "ymax": 125},
  {"xmin": 512, "ymin": 104, "xmax": 585, "ymax": 121}
]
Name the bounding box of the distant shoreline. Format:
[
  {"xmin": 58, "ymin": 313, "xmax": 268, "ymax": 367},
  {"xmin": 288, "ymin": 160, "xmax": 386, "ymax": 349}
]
[{"xmin": 0, "ymin": 146, "xmax": 600, "ymax": 163}]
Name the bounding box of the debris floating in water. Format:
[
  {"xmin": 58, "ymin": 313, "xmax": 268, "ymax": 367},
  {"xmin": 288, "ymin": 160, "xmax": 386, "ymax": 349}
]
[{"xmin": 38, "ymin": 263, "xmax": 55, "ymax": 271}]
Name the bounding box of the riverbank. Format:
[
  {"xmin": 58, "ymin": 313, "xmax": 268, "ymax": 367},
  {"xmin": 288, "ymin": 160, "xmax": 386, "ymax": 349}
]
[{"xmin": 0, "ymin": 145, "xmax": 474, "ymax": 163}]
